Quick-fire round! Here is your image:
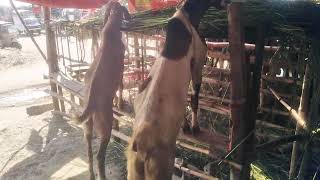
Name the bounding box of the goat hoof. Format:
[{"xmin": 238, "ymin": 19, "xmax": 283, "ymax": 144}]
[
  {"xmin": 89, "ymin": 174, "xmax": 95, "ymax": 180},
  {"xmin": 182, "ymin": 123, "xmax": 192, "ymax": 134},
  {"xmin": 191, "ymin": 126, "xmax": 200, "ymax": 135}
]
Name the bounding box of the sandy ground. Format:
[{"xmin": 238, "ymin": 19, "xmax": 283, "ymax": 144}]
[{"xmin": 0, "ymin": 35, "xmax": 126, "ymax": 180}]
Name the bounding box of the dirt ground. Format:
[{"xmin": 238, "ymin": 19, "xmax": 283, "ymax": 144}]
[{"xmin": 0, "ymin": 35, "xmax": 125, "ymax": 180}]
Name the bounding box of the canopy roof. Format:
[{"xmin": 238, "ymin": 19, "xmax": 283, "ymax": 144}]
[
  {"xmin": 16, "ymin": 0, "xmax": 180, "ymax": 10},
  {"xmin": 16, "ymin": 0, "xmax": 109, "ymax": 8}
]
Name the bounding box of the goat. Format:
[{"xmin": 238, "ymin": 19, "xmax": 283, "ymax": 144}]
[
  {"xmin": 126, "ymin": 0, "xmax": 226, "ymax": 179},
  {"xmin": 74, "ymin": 2, "xmax": 130, "ymax": 180}
]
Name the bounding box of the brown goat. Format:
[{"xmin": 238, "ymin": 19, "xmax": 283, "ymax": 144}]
[
  {"xmin": 74, "ymin": 2, "xmax": 130, "ymax": 180},
  {"xmin": 126, "ymin": 0, "xmax": 226, "ymax": 179}
]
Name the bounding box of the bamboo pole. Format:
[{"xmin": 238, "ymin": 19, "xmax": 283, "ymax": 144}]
[
  {"xmin": 297, "ymin": 35, "xmax": 320, "ymax": 180},
  {"xmin": 289, "ymin": 65, "xmax": 311, "ymax": 179},
  {"xmin": 44, "ymin": 7, "xmax": 60, "ymax": 112},
  {"xmin": 267, "ymin": 87, "xmax": 307, "ymax": 129},
  {"xmin": 228, "ymin": 2, "xmax": 249, "ymax": 179}
]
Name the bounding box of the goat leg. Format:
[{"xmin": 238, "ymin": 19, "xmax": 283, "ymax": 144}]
[
  {"xmin": 94, "ymin": 110, "xmax": 113, "ymax": 180},
  {"xmin": 190, "ymin": 83, "xmax": 201, "ymax": 135},
  {"xmin": 84, "ymin": 118, "xmax": 95, "ymax": 180},
  {"xmin": 117, "ymin": 82, "xmax": 124, "ymax": 110}
]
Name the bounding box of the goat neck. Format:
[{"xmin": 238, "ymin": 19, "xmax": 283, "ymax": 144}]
[{"xmin": 182, "ymin": 0, "xmax": 225, "ymax": 29}]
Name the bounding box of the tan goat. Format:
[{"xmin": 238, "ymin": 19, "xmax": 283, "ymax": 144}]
[
  {"xmin": 74, "ymin": 2, "xmax": 129, "ymax": 180},
  {"xmin": 126, "ymin": 0, "xmax": 226, "ymax": 179}
]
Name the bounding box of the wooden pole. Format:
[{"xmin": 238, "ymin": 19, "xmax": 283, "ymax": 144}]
[
  {"xmin": 228, "ymin": 2, "xmax": 249, "ymax": 180},
  {"xmin": 297, "ymin": 36, "xmax": 320, "ymax": 180},
  {"xmin": 44, "ymin": 7, "xmax": 60, "ymax": 112},
  {"xmin": 240, "ymin": 24, "xmax": 265, "ymax": 179},
  {"xmin": 289, "ymin": 65, "xmax": 311, "ymax": 179}
]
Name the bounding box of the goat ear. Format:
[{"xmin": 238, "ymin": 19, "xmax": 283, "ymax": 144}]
[
  {"xmin": 161, "ymin": 18, "xmax": 192, "ymax": 60},
  {"xmin": 121, "ymin": 6, "xmax": 131, "ymax": 20}
]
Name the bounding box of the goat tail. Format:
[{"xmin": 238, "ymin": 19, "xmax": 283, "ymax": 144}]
[{"xmin": 72, "ymin": 106, "xmax": 91, "ymax": 125}]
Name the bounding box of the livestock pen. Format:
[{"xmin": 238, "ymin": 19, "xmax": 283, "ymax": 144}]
[{"xmin": 13, "ymin": 0, "xmax": 320, "ymax": 179}]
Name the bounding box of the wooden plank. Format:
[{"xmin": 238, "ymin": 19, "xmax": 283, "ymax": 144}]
[
  {"xmin": 188, "ymin": 92, "xmax": 231, "ymax": 104},
  {"xmin": 49, "ymin": 72, "xmax": 85, "ymax": 98},
  {"xmin": 262, "ymin": 75, "xmax": 295, "ymax": 84},
  {"xmin": 260, "ymin": 107, "xmax": 289, "ymax": 116},
  {"xmin": 261, "ymin": 89, "xmax": 299, "ymax": 99},
  {"xmin": 208, "ymin": 51, "xmax": 230, "ymax": 60},
  {"xmin": 178, "ymin": 128, "xmax": 228, "ymax": 153},
  {"xmin": 202, "ymin": 77, "xmax": 230, "ymax": 86},
  {"xmin": 174, "ymin": 163, "xmax": 219, "ymax": 180},
  {"xmin": 203, "ymin": 65, "xmax": 231, "ymax": 74},
  {"xmin": 111, "ymin": 130, "xmax": 130, "ymax": 142}
]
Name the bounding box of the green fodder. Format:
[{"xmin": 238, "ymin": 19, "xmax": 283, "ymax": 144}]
[{"xmin": 251, "ymin": 151, "xmax": 290, "ymax": 180}]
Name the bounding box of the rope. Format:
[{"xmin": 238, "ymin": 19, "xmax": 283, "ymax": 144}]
[{"xmin": 217, "ymin": 129, "xmax": 255, "ymax": 166}]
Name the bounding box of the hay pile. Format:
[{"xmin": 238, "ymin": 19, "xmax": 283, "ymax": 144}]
[
  {"xmin": 125, "ymin": 0, "xmax": 319, "ymax": 40},
  {"xmin": 75, "ymin": 0, "xmax": 320, "ymax": 44}
]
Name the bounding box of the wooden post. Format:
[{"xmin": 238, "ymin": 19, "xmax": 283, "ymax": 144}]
[
  {"xmin": 240, "ymin": 24, "xmax": 265, "ymax": 178},
  {"xmin": 228, "ymin": 2, "xmax": 249, "ymax": 180},
  {"xmin": 289, "ymin": 65, "xmax": 311, "ymax": 179},
  {"xmin": 44, "ymin": 7, "xmax": 60, "ymax": 112}
]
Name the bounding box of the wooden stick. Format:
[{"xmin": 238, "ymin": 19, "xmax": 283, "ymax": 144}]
[
  {"xmin": 267, "ymin": 87, "xmax": 307, "ymax": 129},
  {"xmin": 262, "ymin": 75, "xmax": 295, "ymax": 84},
  {"xmin": 260, "ymin": 107, "xmax": 289, "ymax": 116},
  {"xmin": 256, "ymin": 120, "xmax": 293, "ymax": 132},
  {"xmin": 256, "ymin": 134, "xmax": 306, "ymax": 150},
  {"xmin": 174, "ymin": 163, "xmax": 219, "ymax": 180},
  {"xmin": 9, "ymin": 0, "xmax": 47, "ymax": 62}
]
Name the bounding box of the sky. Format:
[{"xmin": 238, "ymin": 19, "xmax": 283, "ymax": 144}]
[{"xmin": 0, "ymin": 0, "xmax": 31, "ymax": 7}]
